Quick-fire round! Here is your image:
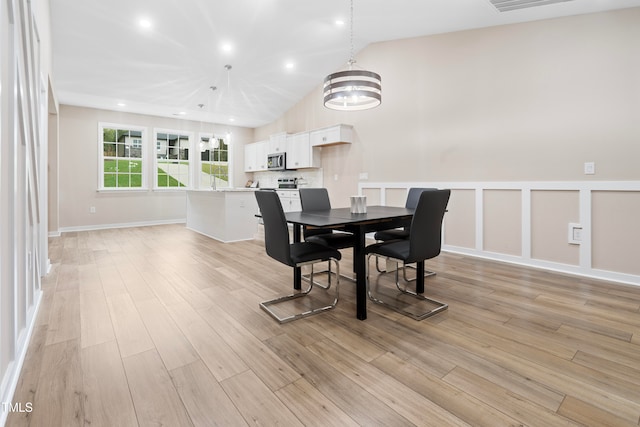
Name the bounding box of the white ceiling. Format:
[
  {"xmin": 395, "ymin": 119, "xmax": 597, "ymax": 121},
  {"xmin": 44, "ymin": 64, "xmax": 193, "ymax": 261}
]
[{"xmin": 50, "ymin": 0, "xmax": 640, "ymax": 128}]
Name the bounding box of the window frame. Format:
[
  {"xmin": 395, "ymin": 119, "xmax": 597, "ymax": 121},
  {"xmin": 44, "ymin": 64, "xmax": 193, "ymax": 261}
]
[
  {"xmin": 98, "ymin": 122, "xmax": 148, "ymax": 191},
  {"xmin": 153, "ymin": 128, "xmax": 194, "ymax": 191},
  {"xmin": 198, "ymin": 132, "xmax": 233, "ymax": 189}
]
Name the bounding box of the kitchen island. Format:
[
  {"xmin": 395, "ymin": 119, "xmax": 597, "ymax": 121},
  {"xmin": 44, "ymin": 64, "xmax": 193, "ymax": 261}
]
[{"xmin": 186, "ymin": 189, "xmax": 259, "ymax": 242}]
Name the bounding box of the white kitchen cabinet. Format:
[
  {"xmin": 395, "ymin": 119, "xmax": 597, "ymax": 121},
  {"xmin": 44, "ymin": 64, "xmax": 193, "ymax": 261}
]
[
  {"xmin": 286, "ymin": 132, "xmax": 321, "ymax": 169},
  {"xmin": 244, "ymin": 140, "xmax": 267, "ymax": 172},
  {"xmin": 268, "ymin": 132, "xmax": 288, "ymax": 153},
  {"xmin": 277, "ymin": 189, "xmax": 301, "ymax": 212},
  {"xmin": 310, "ymin": 124, "xmax": 353, "ymax": 147}
]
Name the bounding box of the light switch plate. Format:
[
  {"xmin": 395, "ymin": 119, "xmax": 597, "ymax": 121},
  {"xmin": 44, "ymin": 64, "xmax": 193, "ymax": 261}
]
[{"xmin": 584, "ymin": 162, "xmax": 595, "ymax": 175}]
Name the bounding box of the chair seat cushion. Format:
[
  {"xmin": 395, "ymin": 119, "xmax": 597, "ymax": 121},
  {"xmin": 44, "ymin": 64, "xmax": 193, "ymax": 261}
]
[
  {"xmin": 305, "ymin": 232, "xmax": 355, "ymax": 250},
  {"xmin": 290, "ymin": 242, "xmax": 342, "ymax": 265},
  {"xmin": 374, "ymin": 228, "xmax": 409, "ymax": 241},
  {"xmin": 365, "ymin": 240, "xmax": 411, "ymax": 262}
]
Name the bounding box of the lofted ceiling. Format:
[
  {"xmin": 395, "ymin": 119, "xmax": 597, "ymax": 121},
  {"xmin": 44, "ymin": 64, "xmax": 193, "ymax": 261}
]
[{"xmin": 50, "ymin": 0, "xmax": 640, "ymax": 128}]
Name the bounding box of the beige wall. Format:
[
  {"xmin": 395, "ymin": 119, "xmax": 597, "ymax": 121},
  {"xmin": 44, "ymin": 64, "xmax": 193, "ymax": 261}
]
[
  {"xmin": 57, "ymin": 105, "xmax": 254, "ymax": 230},
  {"xmin": 255, "ymin": 8, "xmax": 640, "ymax": 278},
  {"xmin": 531, "ymin": 190, "xmax": 580, "ymax": 265},
  {"xmin": 592, "ymin": 191, "xmax": 640, "ymax": 275},
  {"xmin": 256, "ymin": 8, "xmax": 639, "ymax": 192},
  {"xmin": 484, "ymin": 190, "xmax": 522, "ymax": 256}
]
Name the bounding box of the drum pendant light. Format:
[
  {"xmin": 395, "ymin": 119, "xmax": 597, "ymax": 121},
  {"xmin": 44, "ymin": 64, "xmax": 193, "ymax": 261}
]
[{"xmin": 323, "ymin": 0, "xmax": 381, "ymax": 111}]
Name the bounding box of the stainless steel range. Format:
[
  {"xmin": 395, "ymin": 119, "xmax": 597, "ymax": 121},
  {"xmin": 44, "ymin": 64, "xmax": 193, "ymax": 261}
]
[{"xmin": 277, "ymin": 178, "xmax": 297, "ymax": 189}]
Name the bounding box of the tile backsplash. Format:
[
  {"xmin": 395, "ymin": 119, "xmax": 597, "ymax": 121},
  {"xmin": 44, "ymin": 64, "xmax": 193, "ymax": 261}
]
[{"xmin": 253, "ymin": 169, "xmax": 323, "ymax": 189}]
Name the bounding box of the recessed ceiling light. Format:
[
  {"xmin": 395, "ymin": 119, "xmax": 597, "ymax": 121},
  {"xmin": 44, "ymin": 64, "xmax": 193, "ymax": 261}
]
[
  {"xmin": 117, "ymin": 102, "xmax": 126, "ymax": 107},
  {"xmin": 285, "ymin": 62, "xmax": 295, "ymax": 70},
  {"xmin": 178, "ymin": 112, "xmax": 186, "ymax": 115},
  {"xmin": 222, "ymin": 43, "xmax": 233, "ymax": 53},
  {"xmin": 139, "ymin": 18, "xmax": 152, "ymax": 29},
  {"xmin": 335, "ymin": 20, "xmax": 345, "ymax": 27},
  {"xmin": 228, "ymin": 118, "xmax": 235, "ymax": 122}
]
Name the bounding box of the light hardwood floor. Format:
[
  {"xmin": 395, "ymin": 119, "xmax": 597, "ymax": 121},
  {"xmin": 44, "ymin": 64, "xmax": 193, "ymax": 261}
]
[{"xmin": 7, "ymin": 224, "xmax": 640, "ymax": 426}]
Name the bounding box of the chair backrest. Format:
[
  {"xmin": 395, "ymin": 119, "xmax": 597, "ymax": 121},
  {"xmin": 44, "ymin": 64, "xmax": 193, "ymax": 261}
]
[
  {"xmin": 299, "ymin": 188, "xmax": 332, "ymax": 238},
  {"xmin": 299, "ymin": 188, "xmax": 332, "ymax": 211},
  {"xmin": 255, "ymin": 190, "xmax": 292, "ymax": 266},
  {"xmin": 407, "ymin": 189, "xmax": 451, "ymax": 263},
  {"xmin": 405, "ymin": 187, "xmax": 438, "ymax": 209}
]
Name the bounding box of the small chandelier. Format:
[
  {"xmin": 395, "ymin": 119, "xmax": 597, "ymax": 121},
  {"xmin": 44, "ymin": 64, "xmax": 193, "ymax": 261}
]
[{"xmin": 323, "ymin": 0, "xmax": 381, "ymax": 111}]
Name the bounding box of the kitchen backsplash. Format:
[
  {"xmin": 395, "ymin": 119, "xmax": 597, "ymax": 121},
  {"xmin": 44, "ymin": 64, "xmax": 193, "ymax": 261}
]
[{"xmin": 254, "ymin": 169, "xmax": 323, "ymax": 189}]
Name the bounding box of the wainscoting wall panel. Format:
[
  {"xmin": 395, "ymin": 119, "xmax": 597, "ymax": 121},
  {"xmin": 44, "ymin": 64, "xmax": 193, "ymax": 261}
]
[{"xmin": 359, "ymin": 181, "xmax": 640, "ymax": 286}]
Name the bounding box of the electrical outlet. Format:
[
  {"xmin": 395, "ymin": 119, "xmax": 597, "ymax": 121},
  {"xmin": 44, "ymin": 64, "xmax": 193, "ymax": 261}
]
[
  {"xmin": 89, "ymin": 206, "xmax": 96, "ymax": 214},
  {"xmin": 359, "ymin": 172, "xmax": 368, "ymax": 180},
  {"xmin": 584, "ymin": 162, "xmax": 595, "ymax": 175},
  {"xmin": 568, "ymin": 223, "xmax": 582, "ymax": 245}
]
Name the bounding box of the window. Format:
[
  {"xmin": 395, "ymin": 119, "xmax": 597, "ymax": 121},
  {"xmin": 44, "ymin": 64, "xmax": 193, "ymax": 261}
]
[
  {"xmin": 155, "ymin": 130, "xmax": 192, "ymax": 188},
  {"xmin": 100, "ymin": 124, "xmax": 145, "ymax": 189},
  {"xmin": 199, "ymin": 134, "xmax": 231, "ymax": 189}
]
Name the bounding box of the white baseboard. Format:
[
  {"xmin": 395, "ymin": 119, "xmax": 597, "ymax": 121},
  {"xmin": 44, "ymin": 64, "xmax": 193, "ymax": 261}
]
[
  {"xmin": 443, "ymin": 245, "xmax": 640, "ymax": 287},
  {"xmin": 0, "ymin": 290, "xmax": 42, "ymax": 427},
  {"xmin": 58, "ymin": 218, "xmax": 186, "ymax": 234}
]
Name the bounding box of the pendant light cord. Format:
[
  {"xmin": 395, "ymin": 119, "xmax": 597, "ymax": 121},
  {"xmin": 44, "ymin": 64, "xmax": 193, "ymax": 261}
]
[{"xmin": 349, "ymin": 0, "xmax": 355, "ymax": 68}]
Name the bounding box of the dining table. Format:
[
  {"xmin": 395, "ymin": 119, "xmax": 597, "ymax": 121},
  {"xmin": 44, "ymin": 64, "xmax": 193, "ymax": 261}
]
[{"xmin": 284, "ymin": 205, "xmax": 426, "ymax": 320}]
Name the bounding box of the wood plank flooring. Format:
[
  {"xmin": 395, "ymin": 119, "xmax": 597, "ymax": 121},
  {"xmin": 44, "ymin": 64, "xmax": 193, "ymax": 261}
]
[{"xmin": 6, "ymin": 224, "xmax": 640, "ymax": 426}]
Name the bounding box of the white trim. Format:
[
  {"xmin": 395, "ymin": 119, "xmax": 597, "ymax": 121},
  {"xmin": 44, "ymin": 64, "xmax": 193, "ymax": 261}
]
[
  {"xmin": 521, "ymin": 188, "xmax": 531, "ymax": 259},
  {"xmin": 0, "ymin": 290, "xmax": 41, "ymax": 427},
  {"xmin": 359, "ymin": 181, "xmax": 640, "ymax": 287},
  {"xmin": 444, "ymin": 245, "xmax": 640, "ymax": 287},
  {"xmin": 579, "ymin": 189, "xmax": 592, "ymax": 269},
  {"xmin": 58, "ymin": 218, "xmax": 186, "ymax": 234}
]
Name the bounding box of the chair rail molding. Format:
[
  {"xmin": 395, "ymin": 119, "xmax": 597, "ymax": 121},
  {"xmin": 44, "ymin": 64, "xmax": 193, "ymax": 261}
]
[{"xmin": 358, "ymin": 181, "xmax": 640, "ymax": 287}]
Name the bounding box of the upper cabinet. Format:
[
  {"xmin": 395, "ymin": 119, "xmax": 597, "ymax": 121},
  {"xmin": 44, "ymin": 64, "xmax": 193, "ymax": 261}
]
[
  {"xmin": 245, "ymin": 124, "xmax": 352, "ymax": 173},
  {"xmin": 244, "ymin": 140, "xmax": 267, "ymax": 172},
  {"xmin": 310, "ymin": 124, "xmax": 353, "ymax": 147},
  {"xmin": 286, "ymin": 132, "xmax": 320, "ymax": 169},
  {"xmin": 268, "ymin": 132, "xmax": 288, "ymax": 153}
]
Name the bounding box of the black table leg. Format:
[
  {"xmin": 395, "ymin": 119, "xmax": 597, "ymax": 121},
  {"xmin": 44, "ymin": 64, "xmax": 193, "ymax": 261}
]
[
  {"xmin": 293, "ymin": 224, "xmax": 302, "ymax": 290},
  {"xmin": 353, "ymin": 227, "xmax": 367, "ymax": 320},
  {"xmin": 416, "ymin": 260, "xmax": 425, "ymax": 294}
]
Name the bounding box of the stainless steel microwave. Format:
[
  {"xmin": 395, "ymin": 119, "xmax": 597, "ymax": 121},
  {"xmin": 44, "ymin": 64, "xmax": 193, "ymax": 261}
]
[{"xmin": 267, "ymin": 152, "xmax": 286, "ymax": 170}]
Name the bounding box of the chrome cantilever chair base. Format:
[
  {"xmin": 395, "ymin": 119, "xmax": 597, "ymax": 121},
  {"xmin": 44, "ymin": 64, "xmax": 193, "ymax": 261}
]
[
  {"xmin": 374, "ymin": 255, "xmax": 436, "ymax": 281},
  {"xmin": 260, "ymin": 259, "xmax": 340, "ymax": 323},
  {"xmin": 367, "ymin": 254, "xmax": 447, "ymax": 321},
  {"xmin": 302, "ymin": 261, "xmax": 355, "ymax": 287}
]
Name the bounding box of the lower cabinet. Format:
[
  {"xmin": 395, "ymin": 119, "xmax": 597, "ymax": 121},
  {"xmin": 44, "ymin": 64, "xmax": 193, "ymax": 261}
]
[{"xmin": 277, "ymin": 190, "xmax": 301, "ymax": 212}]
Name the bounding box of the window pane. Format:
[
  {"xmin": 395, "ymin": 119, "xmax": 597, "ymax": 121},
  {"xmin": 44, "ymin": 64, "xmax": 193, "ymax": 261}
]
[
  {"xmin": 130, "ymin": 160, "xmax": 142, "ymax": 173},
  {"xmin": 121, "ymin": 159, "xmax": 132, "ymax": 173},
  {"xmin": 131, "ymin": 174, "xmax": 142, "ymax": 187},
  {"xmin": 157, "ymin": 172, "xmax": 168, "ymax": 187},
  {"xmin": 117, "ymin": 174, "xmax": 130, "ymax": 187},
  {"xmin": 116, "ymin": 129, "xmax": 129, "ymax": 141},
  {"xmin": 103, "ymin": 128, "xmax": 116, "ymax": 142},
  {"xmin": 104, "ymin": 173, "xmax": 116, "ymax": 187},
  {"xmin": 104, "ymin": 143, "xmax": 116, "ymax": 157},
  {"xmin": 103, "ymin": 159, "xmax": 115, "ymax": 173}
]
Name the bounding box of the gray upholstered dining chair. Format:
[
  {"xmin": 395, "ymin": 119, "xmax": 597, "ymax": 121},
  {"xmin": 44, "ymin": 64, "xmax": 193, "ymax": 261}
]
[
  {"xmin": 299, "ymin": 188, "xmax": 356, "ymax": 281},
  {"xmin": 299, "ymin": 188, "xmax": 356, "ymax": 249},
  {"xmin": 374, "ymin": 187, "xmax": 438, "ymax": 279},
  {"xmin": 255, "ymin": 190, "xmax": 341, "ymax": 323},
  {"xmin": 365, "ymin": 189, "xmax": 450, "ymax": 320}
]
